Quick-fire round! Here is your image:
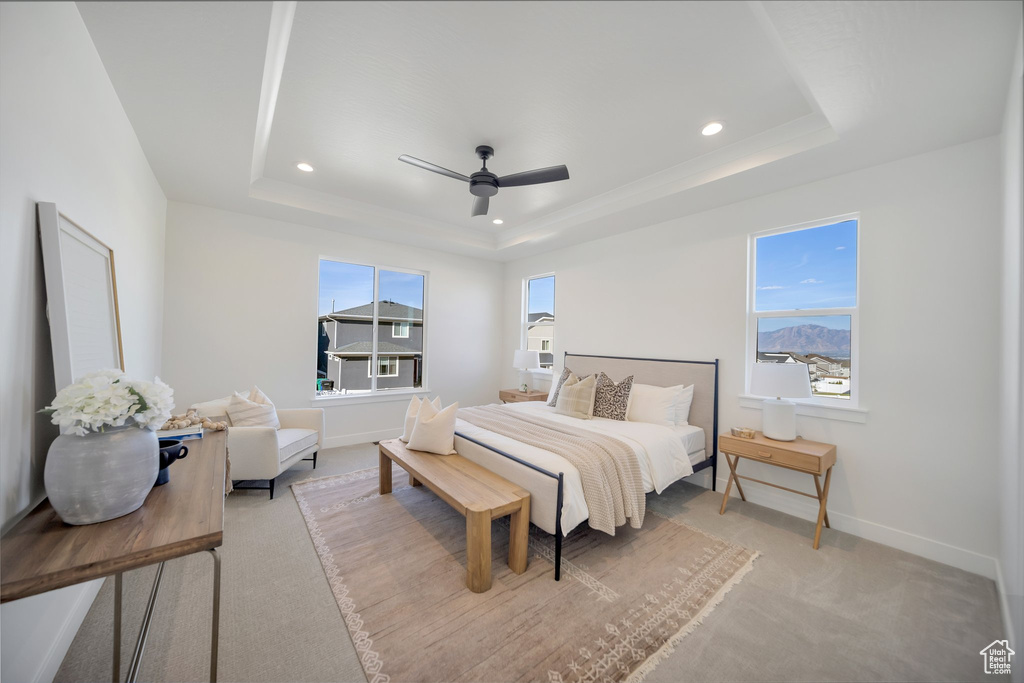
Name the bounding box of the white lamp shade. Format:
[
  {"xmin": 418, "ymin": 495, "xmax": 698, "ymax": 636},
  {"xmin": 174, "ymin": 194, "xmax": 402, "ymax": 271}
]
[
  {"xmin": 750, "ymin": 362, "xmax": 812, "ymax": 399},
  {"xmin": 513, "ymin": 349, "xmax": 541, "ymax": 370}
]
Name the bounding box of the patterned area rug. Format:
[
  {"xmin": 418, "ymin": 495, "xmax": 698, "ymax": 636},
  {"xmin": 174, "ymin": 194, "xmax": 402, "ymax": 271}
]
[{"xmin": 293, "ymin": 465, "xmax": 758, "ymax": 683}]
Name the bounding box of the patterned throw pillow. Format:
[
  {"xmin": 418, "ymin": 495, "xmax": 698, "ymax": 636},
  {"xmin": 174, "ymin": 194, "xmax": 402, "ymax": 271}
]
[
  {"xmin": 547, "ymin": 367, "xmax": 574, "ymax": 406},
  {"xmin": 593, "ymin": 373, "xmax": 634, "ymax": 421},
  {"xmin": 554, "ymin": 374, "xmax": 597, "ymax": 419}
]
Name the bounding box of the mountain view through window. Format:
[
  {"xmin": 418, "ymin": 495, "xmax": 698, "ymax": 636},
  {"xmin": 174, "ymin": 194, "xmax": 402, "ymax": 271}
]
[{"xmin": 753, "ymin": 219, "xmax": 857, "ymax": 400}]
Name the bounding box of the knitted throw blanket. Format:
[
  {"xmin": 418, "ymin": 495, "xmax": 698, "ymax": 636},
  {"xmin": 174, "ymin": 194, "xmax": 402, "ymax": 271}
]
[{"xmin": 457, "ymin": 405, "xmax": 645, "ymax": 535}]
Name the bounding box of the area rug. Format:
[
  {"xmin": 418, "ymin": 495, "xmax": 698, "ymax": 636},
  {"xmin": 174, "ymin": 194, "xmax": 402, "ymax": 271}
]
[{"xmin": 293, "ymin": 465, "xmax": 759, "ymax": 683}]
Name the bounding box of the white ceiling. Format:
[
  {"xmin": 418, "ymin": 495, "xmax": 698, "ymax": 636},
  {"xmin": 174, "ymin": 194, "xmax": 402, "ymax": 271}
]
[{"xmin": 77, "ymin": 1, "xmax": 1021, "ymax": 260}]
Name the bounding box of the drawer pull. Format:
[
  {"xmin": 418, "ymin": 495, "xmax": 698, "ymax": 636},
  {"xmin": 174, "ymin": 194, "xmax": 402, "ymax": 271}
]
[{"xmin": 754, "ymin": 450, "xmax": 773, "ymax": 459}]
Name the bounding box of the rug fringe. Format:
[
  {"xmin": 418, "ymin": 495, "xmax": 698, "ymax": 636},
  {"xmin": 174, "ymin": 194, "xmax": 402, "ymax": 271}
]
[{"xmin": 626, "ymin": 550, "xmax": 761, "ymax": 683}]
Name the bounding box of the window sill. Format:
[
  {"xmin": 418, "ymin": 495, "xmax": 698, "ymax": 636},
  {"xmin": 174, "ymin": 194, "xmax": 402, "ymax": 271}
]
[
  {"xmin": 311, "ymin": 388, "xmax": 429, "ymax": 408},
  {"xmin": 528, "ymin": 368, "xmax": 553, "ymax": 376},
  {"xmin": 738, "ymin": 395, "xmax": 868, "ymax": 424}
]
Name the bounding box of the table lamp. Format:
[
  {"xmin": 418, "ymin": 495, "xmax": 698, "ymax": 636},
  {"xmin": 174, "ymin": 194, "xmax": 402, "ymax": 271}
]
[
  {"xmin": 513, "ymin": 349, "xmax": 541, "ymax": 392},
  {"xmin": 750, "ymin": 362, "xmax": 812, "ymax": 441}
]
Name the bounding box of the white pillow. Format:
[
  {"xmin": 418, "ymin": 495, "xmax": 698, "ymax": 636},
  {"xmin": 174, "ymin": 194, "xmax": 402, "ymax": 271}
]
[
  {"xmin": 626, "ymin": 383, "xmax": 680, "ymax": 427},
  {"xmin": 674, "ymin": 385, "xmax": 694, "ymax": 426},
  {"xmin": 400, "ymin": 395, "xmax": 441, "ymax": 443},
  {"xmin": 226, "ymin": 391, "xmax": 280, "ymax": 429},
  {"xmin": 407, "ymin": 400, "xmax": 459, "ymax": 455}
]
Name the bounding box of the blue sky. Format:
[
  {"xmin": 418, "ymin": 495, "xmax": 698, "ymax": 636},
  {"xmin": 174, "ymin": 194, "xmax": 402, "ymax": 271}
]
[
  {"xmin": 528, "ymin": 276, "xmax": 555, "ymax": 316},
  {"xmin": 318, "ymin": 261, "xmax": 424, "ymax": 315},
  {"xmin": 755, "ymin": 220, "xmax": 857, "ymax": 312}
]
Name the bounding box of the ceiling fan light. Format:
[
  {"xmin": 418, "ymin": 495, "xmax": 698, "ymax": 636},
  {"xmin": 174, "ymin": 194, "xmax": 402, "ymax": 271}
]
[
  {"xmin": 701, "ymin": 122, "xmax": 724, "ymax": 136},
  {"xmin": 296, "ymin": 162, "xmax": 315, "ymax": 172}
]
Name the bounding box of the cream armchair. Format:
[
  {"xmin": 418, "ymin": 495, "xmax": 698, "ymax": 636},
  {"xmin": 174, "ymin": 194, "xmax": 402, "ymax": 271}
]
[{"xmin": 191, "ymin": 398, "xmax": 325, "ymax": 499}]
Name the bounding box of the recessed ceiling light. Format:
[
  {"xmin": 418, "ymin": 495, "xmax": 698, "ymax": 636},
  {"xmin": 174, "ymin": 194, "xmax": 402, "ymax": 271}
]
[
  {"xmin": 701, "ymin": 122, "xmax": 724, "ymax": 136},
  {"xmin": 492, "ymin": 219, "xmax": 504, "ymax": 225},
  {"xmin": 296, "ymin": 162, "xmax": 315, "ymax": 172}
]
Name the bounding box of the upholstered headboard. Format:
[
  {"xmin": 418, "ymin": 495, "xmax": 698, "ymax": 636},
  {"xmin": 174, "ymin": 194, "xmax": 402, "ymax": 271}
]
[{"xmin": 563, "ymin": 352, "xmax": 719, "ymax": 457}]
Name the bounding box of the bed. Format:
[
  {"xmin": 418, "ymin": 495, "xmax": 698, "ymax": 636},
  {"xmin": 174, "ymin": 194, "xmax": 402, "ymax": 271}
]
[{"xmin": 454, "ymin": 352, "xmax": 719, "ymax": 579}]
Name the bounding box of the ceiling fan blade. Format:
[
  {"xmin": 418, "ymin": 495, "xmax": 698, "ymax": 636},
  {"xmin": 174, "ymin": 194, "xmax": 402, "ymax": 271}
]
[
  {"xmin": 497, "ymin": 164, "xmax": 569, "ymax": 188},
  {"xmin": 471, "ymin": 195, "xmax": 489, "ymax": 217},
  {"xmin": 398, "ymin": 155, "xmax": 470, "ymax": 182}
]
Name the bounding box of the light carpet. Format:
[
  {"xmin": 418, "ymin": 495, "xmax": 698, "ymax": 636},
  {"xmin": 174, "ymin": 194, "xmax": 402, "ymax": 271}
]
[{"xmin": 292, "ymin": 465, "xmax": 759, "ymax": 683}]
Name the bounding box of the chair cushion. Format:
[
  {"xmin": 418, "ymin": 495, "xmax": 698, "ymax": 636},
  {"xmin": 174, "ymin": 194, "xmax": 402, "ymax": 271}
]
[{"xmin": 277, "ymin": 428, "xmax": 318, "ymax": 462}]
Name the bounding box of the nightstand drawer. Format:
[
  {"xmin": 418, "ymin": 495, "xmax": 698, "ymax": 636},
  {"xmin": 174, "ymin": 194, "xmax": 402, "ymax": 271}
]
[{"xmin": 722, "ymin": 438, "xmax": 820, "ymax": 472}]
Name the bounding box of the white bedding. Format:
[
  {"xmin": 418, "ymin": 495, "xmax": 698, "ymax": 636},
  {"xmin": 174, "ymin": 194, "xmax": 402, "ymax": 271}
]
[{"xmin": 455, "ymin": 402, "xmax": 698, "ymax": 536}]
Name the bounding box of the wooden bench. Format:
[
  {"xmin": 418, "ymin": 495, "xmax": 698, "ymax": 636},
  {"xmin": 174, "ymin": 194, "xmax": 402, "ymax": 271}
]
[{"xmin": 378, "ymin": 438, "xmax": 530, "ymax": 593}]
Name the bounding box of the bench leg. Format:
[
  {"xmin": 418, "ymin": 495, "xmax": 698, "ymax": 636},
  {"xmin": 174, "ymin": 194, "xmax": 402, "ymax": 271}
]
[
  {"xmin": 410, "ymin": 474, "xmax": 421, "ymax": 487},
  {"xmin": 466, "ymin": 508, "xmax": 492, "ymax": 593},
  {"xmin": 508, "ymin": 497, "xmax": 529, "ymax": 574},
  {"xmin": 379, "ymin": 448, "xmax": 392, "ymax": 495}
]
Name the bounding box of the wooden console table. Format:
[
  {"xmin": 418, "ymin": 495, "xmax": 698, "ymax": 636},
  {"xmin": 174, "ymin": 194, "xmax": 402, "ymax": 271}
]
[
  {"xmin": 1, "ymin": 430, "xmax": 227, "ymax": 682},
  {"xmin": 719, "ymin": 431, "xmax": 836, "ymax": 549}
]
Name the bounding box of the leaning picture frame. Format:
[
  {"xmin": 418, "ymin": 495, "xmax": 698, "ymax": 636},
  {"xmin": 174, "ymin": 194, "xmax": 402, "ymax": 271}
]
[{"xmin": 37, "ymin": 202, "xmax": 124, "ymax": 390}]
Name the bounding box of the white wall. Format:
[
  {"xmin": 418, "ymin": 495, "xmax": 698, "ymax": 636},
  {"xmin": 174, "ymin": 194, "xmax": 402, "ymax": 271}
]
[
  {"xmin": 0, "ymin": 4, "xmax": 167, "ymax": 682},
  {"xmin": 161, "ymin": 201, "xmax": 503, "ymax": 446},
  {"xmin": 503, "ymin": 136, "xmax": 1004, "ymax": 579},
  {"xmin": 997, "ymin": 23, "xmax": 1023, "ymax": 666}
]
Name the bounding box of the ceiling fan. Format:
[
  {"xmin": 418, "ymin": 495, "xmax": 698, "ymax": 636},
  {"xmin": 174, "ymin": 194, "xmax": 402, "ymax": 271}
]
[{"xmin": 398, "ymin": 145, "xmax": 569, "ymax": 217}]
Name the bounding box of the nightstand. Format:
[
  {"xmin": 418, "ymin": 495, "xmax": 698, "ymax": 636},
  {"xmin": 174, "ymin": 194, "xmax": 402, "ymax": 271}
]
[
  {"xmin": 719, "ymin": 431, "xmax": 837, "ymax": 549},
  {"xmin": 499, "ymin": 389, "xmax": 548, "ymax": 403}
]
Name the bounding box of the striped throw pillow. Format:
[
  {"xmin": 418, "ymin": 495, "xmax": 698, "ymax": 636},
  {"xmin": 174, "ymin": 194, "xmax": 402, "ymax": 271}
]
[
  {"xmin": 226, "ymin": 392, "xmax": 280, "ymax": 429},
  {"xmin": 554, "ymin": 373, "xmax": 597, "ymax": 419}
]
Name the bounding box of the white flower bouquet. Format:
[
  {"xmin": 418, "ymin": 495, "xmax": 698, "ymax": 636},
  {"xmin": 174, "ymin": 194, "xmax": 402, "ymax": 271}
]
[{"xmin": 43, "ymin": 370, "xmax": 174, "ymax": 436}]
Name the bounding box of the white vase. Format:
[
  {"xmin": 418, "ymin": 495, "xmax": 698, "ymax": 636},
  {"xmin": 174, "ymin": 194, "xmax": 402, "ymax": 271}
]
[{"xmin": 44, "ymin": 425, "xmax": 159, "ymax": 525}]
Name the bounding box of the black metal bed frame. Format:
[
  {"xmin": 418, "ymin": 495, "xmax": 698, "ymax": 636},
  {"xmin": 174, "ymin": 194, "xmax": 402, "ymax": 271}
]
[{"xmin": 454, "ymin": 352, "xmax": 719, "ymax": 581}]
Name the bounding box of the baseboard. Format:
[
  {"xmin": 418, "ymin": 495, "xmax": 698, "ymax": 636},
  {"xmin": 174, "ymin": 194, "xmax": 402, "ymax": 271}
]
[
  {"xmin": 994, "ymin": 560, "xmax": 1018, "ymax": 647},
  {"xmin": 717, "ymin": 476, "xmax": 999, "ymax": 580},
  {"xmin": 322, "ymin": 428, "xmax": 402, "ymax": 450}
]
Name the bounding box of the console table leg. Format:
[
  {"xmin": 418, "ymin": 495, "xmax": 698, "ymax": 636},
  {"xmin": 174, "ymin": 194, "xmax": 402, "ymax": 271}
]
[
  {"xmin": 813, "ymin": 474, "xmax": 830, "ymax": 528},
  {"xmin": 126, "ymin": 562, "xmax": 165, "ymax": 683},
  {"xmin": 719, "ymin": 455, "xmax": 737, "ymax": 514},
  {"xmin": 113, "ymin": 573, "xmax": 122, "ymax": 683},
  {"xmin": 208, "ymin": 548, "xmax": 221, "ymax": 683},
  {"xmin": 813, "ymin": 467, "xmax": 833, "ymax": 550}
]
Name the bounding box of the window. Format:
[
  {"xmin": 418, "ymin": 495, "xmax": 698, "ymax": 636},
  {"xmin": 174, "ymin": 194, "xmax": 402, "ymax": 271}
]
[
  {"xmin": 523, "ymin": 274, "xmax": 555, "ymax": 370},
  {"xmin": 749, "ymin": 216, "xmax": 858, "ymax": 405},
  {"xmin": 369, "ymin": 356, "xmax": 400, "ymax": 378},
  {"xmin": 317, "ymin": 259, "xmax": 425, "ymax": 397}
]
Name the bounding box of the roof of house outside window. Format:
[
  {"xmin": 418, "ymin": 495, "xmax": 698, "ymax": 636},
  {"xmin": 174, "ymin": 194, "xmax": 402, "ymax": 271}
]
[
  {"xmin": 528, "ymin": 311, "xmax": 554, "ymax": 323},
  {"xmin": 320, "ymin": 300, "xmax": 423, "ymax": 322},
  {"xmin": 328, "ymin": 341, "xmax": 421, "ymax": 355}
]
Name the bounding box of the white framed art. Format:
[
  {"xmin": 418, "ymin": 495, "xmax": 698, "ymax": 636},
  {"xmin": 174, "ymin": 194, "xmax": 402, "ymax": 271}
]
[{"xmin": 37, "ymin": 202, "xmax": 124, "ymax": 389}]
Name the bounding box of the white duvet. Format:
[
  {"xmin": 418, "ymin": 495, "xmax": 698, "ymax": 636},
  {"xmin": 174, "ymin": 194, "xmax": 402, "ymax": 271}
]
[{"xmin": 454, "ymin": 401, "xmax": 694, "ymax": 535}]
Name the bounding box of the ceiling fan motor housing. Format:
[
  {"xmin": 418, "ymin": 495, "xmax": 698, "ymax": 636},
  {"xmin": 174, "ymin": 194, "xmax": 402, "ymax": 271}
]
[{"xmin": 469, "ymin": 171, "xmax": 499, "ymax": 197}]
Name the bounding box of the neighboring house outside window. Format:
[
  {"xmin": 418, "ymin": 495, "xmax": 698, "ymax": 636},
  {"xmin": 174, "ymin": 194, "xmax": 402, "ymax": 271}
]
[
  {"xmin": 523, "ymin": 274, "xmax": 555, "ymax": 370},
  {"xmin": 749, "ymin": 216, "xmax": 859, "ymax": 405},
  {"xmin": 317, "ymin": 260, "xmax": 426, "ymax": 396}
]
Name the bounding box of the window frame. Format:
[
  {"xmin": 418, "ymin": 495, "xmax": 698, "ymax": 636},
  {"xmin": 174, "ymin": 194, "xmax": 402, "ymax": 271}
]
[
  {"xmin": 746, "ymin": 213, "xmax": 861, "ymax": 410},
  {"xmin": 522, "ymin": 273, "xmax": 556, "ymax": 374},
  {"xmin": 315, "ymin": 257, "xmax": 428, "ymax": 402},
  {"xmin": 392, "ymin": 321, "xmax": 410, "ymax": 338}
]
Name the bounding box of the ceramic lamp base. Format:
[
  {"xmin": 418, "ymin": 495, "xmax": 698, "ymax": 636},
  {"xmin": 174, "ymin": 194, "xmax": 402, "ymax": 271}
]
[{"xmin": 762, "ymin": 398, "xmax": 797, "ymax": 441}]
